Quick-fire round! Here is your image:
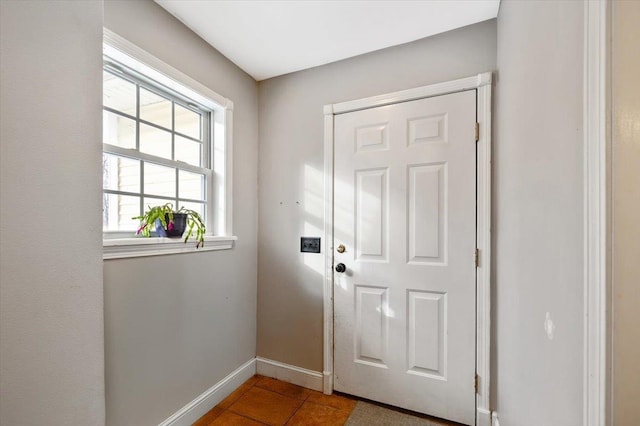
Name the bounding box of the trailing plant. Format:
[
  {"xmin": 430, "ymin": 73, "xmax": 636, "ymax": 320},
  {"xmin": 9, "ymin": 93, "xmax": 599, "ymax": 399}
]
[{"xmin": 133, "ymin": 203, "xmax": 206, "ymax": 248}]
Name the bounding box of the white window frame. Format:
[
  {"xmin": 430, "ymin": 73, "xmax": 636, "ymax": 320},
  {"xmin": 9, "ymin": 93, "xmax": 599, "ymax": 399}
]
[
  {"xmin": 102, "ymin": 62, "xmax": 213, "ymax": 237},
  {"xmin": 103, "ymin": 29, "xmax": 235, "ymax": 259}
]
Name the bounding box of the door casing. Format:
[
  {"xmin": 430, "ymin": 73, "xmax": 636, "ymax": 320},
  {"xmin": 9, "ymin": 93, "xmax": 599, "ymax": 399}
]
[{"xmin": 322, "ymin": 72, "xmax": 493, "ymax": 426}]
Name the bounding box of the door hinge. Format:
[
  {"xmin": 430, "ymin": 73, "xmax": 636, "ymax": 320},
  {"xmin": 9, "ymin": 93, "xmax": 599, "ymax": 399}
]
[
  {"xmin": 474, "ymin": 374, "xmax": 479, "ymax": 394},
  {"xmin": 474, "ymin": 248, "xmax": 479, "ymax": 268},
  {"xmin": 475, "ymin": 122, "xmax": 480, "ymax": 141}
]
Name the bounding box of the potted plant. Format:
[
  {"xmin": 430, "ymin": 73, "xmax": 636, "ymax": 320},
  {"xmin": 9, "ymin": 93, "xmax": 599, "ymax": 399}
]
[{"xmin": 133, "ymin": 203, "xmax": 206, "ymax": 248}]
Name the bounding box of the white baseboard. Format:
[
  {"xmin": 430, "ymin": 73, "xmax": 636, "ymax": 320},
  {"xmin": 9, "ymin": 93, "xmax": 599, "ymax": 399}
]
[
  {"xmin": 492, "ymin": 411, "xmax": 500, "ymax": 426},
  {"xmin": 256, "ymin": 356, "xmax": 323, "ymax": 392},
  {"xmin": 477, "ymin": 408, "xmax": 492, "ymax": 426},
  {"xmin": 158, "ymin": 358, "xmax": 256, "ymax": 426}
]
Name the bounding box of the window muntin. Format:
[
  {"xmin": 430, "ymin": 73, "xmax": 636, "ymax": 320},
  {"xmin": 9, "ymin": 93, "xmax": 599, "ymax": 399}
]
[{"xmin": 102, "ymin": 61, "xmax": 212, "ymax": 234}]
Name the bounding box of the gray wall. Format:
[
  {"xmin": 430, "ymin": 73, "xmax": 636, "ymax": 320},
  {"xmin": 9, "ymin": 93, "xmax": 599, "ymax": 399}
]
[
  {"xmin": 257, "ymin": 20, "xmax": 497, "ymax": 371},
  {"xmin": 103, "ymin": 1, "xmax": 258, "ymax": 425},
  {"xmin": 612, "ymin": 1, "xmax": 640, "ymax": 423},
  {"xmin": 495, "ymin": 1, "xmax": 584, "ymax": 424},
  {"xmin": 0, "ymin": 1, "xmax": 105, "ymax": 425}
]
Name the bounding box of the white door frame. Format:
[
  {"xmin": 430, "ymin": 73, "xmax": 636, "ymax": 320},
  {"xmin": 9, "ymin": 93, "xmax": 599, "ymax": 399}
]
[
  {"xmin": 322, "ymin": 72, "xmax": 493, "ymax": 426},
  {"xmin": 584, "ymin": 1, "xmax": 609, "ymax": 425}
]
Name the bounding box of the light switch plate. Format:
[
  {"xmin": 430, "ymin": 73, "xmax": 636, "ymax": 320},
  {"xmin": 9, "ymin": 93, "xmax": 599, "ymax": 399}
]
[{"xmin": 300, "ymin": 237, "xmax": 321, "ymax": 253}]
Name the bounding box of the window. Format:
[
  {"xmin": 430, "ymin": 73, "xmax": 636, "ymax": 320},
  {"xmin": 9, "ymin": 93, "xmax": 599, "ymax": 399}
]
[
  {"xmin": 102, "ymin": 63, "xmax": 210, "ymax": 234},
  {"xmin": 102, "ymin": 31, "xmax": 235, "ymax": 259}
]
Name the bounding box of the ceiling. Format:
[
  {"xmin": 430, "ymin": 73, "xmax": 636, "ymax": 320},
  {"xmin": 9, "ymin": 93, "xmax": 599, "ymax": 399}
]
[{"xmin": 155, "ymin": 0, "xmax": 500, "ymax": 81}]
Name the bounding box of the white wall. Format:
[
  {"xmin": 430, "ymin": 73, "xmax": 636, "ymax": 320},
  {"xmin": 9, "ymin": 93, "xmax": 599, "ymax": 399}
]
[
  {"xmin": 495, "ymin": 1, "xmax": 584, "ymax": 424},
  {"xmin": 257, "ymin": 20, "xmax": 497, "ymax": 371},
  {"xmin": 0, "ymin": 1, "xmax": 105, "ymax": 425},
  {"xmin": 103, "ymin": 1, "xmax": 259, "ymax": 425},
  {"xmin": 612, "ymin": 1, "xmax": 640, "ymax": 423}
]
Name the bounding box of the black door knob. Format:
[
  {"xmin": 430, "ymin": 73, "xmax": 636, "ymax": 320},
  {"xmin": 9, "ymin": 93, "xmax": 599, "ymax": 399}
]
[{"xmin": 335, "ymin": 263, "xmax": 346, "ymax": 273}]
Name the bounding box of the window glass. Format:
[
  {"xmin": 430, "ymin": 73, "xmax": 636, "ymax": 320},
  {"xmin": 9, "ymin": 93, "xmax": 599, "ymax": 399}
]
[
  {"xmin": 103, "ymin": 71, "xmax": 136, "ymax": 116},
  {"xmin": 175, "ymin": 135, "xmax": 202, "ymax": 167},
  {"xmin": 103, "ymin": 193, "xmax": 140, "ymax": 231},
  {"xmin": 144, "ymin": 163, "xmax": 176, "ymax": 198},
  {"xmin": 103, "ymin": 110, "xmax": 136, "ymax": 149},
  {"xmin": 139, "ymin": 124, "xmax": 172, "ymax": 160},
  {"xmin": 179, "ymin": 170, "xmax": 205, "ymax": 201},
  {"xmin": 140, "ymin": 88, "xmax": 172, "ymax": 129},
  {"xmin": 178, "ymin": 201, "xmax": 205, "ymax": 219},
  {"xmin": 175, "ymin": 104, "xmax": 201, "ymax": 140},
  {"xmin": 103, "ymin": 154, "xmax": 140, "ymax": 193}
]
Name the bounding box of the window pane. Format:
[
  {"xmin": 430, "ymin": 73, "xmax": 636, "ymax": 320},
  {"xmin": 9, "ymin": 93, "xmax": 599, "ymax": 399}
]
[
  {"xmin": 178, "ymin": 201, "xmax": 206, "ymax": 237},
  {"xmin": 103, "ymin": 110, "xmax": 136, "ymax": 149},
  {"xmin": 178, "ymin": 201, "xmax": 205, "ymax": 219},
  {"xmin": 103, "ymin": 71, "xmax": 136, "ymax": 116},
  {"xmin": 140, "ymin": 124, "xmax": 172, "ymax": 160},
  {"xmin": 175, "ymin": 135, "xmax": 202, "ymax": 167},
  {"xmin": 179, "ymin": 170, "xmax": 205, "ymax": 201},
  {"xmin": 103, "ymin": 193, "xmax": 140, "ymax": 231},
  {"xmin": 103, "ymin": 154, "xmax": 140, "ymax": 193},
  {"xmin": 140, "ymin": 88, "xmax": 171, "ymax": 129},
  {"xmin": 175, "ymin": 104, "xmax": 201, "ymax": 140},
  {"xmin": 144, "ymin": 163, "xmax": 176, "ymax": 198}
]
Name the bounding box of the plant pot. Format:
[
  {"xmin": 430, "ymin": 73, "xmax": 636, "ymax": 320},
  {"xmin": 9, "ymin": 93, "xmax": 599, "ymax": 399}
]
[{"xmin": 154, "ymin": 213, "xmax": 187, "ymax": 238}]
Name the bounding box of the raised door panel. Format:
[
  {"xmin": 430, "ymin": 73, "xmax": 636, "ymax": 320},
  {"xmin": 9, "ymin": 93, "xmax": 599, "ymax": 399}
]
[
  {"xmin": 407, "ymin": 163, "xmax": 447, "ymax": 264},
  {"xmin": 355, "ymin": 168, "xmax": 388, "ymax": 262},
  {"xmin": 408, "ymin": 113, "xmax": 448, "ymax": 146},
  {"xmin": 354, "ymin": 285, "xmax": 389, "ymax": 368},
  {"xmin": 355, "ymin": 123, "xmax": 389, "ymax": 152},
  {"xmin": 407, "ymin": 290, "xmax": 447, "ymax": 379}
]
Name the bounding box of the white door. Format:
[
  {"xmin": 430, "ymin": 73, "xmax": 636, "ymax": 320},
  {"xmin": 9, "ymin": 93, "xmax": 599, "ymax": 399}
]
[{"xmin": 333, "ymin": 90, "xmax": 477, "ymax": 425}]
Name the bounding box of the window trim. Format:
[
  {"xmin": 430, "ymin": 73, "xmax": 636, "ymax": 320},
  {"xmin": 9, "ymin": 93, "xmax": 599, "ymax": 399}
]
[{"xmin": 103, "ymin": 29, "xmax": 235, "ymax": 259}]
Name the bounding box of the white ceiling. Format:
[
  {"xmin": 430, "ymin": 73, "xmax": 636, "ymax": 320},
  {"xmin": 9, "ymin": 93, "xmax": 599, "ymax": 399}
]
[{"xmin": 155, "ymin": 0, "xmax": 500, "ymax": 81}]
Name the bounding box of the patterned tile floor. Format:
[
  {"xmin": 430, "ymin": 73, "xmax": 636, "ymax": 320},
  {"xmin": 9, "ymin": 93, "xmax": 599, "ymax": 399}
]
[
  {"xmin": 193, "ymin": 375, "xmax": 457, "ymax": 426},
  {"xmin": 194, "ymin": 375, "xmax": 355, "ymax": 425}
]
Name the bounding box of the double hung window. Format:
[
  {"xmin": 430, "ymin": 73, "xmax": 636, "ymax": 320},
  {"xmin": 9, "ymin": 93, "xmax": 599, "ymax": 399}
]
[
  {"xmin": 102, "ymin": 61, "xmax": 211, "ymax": 235},
  {"xmin": 102, "ymin": 33, "xmax": 235, "ymax": 259}
]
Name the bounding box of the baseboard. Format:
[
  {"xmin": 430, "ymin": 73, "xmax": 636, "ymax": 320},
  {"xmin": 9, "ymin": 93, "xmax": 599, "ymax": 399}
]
[
  {"xmin": 477, "ymin": 408, "xmax": 492, "ymax": 426},
  {"xmin": 256, "ymin": 356, "xmax": 323, "ymax": 392},
  {"xmin": 492, "ymin": 411, "xmax": 500, "ymax": 426},
  {"xmin": 158, "ymin": 358, "xmax": 256, "ymax": 426}
]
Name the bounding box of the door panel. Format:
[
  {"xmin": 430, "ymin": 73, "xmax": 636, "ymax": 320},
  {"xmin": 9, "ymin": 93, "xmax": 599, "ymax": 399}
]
[
  {"xmin": 408, "ymin": 163, "xmax": 446, "ymax": 264},
  {"xmin": 355, "ymin": 168, "xmax": 388, "ymax": 261},
  {"xmin": 333, "ymin": 90, "xmax": 476, "ymax": 425},
  {"xmin": 407, "ymin": 290, "xmax": 446, "ymax": 378},
  {"xmin": 354, "ymin": 285, "xmax": 389, "ymax": 367}
]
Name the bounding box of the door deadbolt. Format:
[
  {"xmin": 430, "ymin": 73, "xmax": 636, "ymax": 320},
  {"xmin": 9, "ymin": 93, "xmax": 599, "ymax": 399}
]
[
  {"xmin": 335, "ymin": 263, "xmax": 346, "ymax": 273},
  {"xmin": 337, "ymin": 244, "xmax": 346, "ymax": 253}
]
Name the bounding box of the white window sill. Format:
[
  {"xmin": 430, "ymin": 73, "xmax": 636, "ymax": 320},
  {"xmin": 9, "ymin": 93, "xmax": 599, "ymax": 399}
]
[{"xmin": 103, "ymin": 235, "xmax": 237, "ymax": 260}]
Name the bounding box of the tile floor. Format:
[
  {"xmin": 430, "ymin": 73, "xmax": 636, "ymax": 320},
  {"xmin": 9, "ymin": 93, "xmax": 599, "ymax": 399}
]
[
  {"xmin": 193, "ymin": 375, "xmax": 455, "ymax": 426},
  {"xmin": 194, "ymin": 375, "xmax": 356, "ymax": 426}
]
